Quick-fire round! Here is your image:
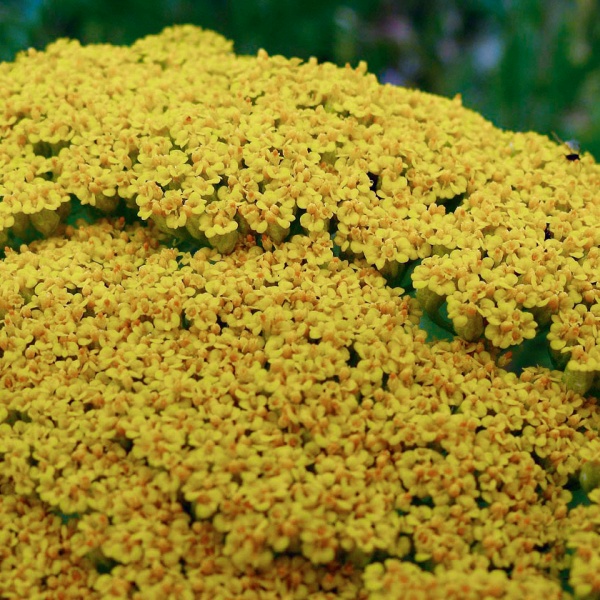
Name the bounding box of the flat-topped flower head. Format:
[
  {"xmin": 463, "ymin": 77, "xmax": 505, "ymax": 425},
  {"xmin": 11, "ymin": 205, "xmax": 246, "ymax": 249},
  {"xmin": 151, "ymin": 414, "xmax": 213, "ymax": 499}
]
[{"xmin": 1, "ymin": 24, "xmax": 600, "ymax": 597}]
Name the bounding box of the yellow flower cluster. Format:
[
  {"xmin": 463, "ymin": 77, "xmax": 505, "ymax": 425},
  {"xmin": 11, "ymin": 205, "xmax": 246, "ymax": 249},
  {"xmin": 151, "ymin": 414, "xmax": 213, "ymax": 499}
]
[
  {"xmin": 566, "ymin": 486, "xmax": 600, "ymax": 600},
  {"xmin": 0, "ymin": 218, "xmax": 599, "ymax": 597},
  {"xmin": 1, "ymin": 24, "xmax": 600, "ymax": 597},
  {"xmin": 1, "ymin": 25, "xmax": 599, "ymax": 392},
  {"xmin": 363, "ymin": 559, "xmax": 565, "ymax": 600},
  {"xmin": 548, "ymin": 301, "xmax": 600, "ymax": 394}
]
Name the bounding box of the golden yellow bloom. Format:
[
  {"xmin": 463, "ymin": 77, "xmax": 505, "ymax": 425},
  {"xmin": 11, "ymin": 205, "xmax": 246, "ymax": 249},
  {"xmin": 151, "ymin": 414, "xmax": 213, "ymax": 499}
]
[{"xmin": 2, "ymin": 23, "xmax": 600, "ymax": 598}]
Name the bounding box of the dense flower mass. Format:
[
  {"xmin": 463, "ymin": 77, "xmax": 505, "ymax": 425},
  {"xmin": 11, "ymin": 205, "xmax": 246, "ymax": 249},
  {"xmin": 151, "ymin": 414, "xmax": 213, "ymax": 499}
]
[{"xmin": 1, "ymin": 25, "xmax": 600, "ymax": 598}]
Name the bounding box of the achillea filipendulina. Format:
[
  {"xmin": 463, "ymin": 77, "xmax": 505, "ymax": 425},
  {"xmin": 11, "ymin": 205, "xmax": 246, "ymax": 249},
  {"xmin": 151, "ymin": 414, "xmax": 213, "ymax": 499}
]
[{"xmin": 1, "ymin": 24, "xmax": 600, "ymax": 597}]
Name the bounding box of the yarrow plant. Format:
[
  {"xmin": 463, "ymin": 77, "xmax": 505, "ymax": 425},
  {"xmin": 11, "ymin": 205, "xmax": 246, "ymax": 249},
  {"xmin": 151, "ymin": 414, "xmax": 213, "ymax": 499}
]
[{"xmin": 1, "ymin": 24, "xmax": 600, "ymax": 599}]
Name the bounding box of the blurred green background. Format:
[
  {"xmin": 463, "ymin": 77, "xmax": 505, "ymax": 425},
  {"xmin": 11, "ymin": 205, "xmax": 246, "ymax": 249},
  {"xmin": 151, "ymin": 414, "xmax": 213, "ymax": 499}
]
[{"xmin": 1, "ymin": 0, "xmax": 599, "ymax": 159}]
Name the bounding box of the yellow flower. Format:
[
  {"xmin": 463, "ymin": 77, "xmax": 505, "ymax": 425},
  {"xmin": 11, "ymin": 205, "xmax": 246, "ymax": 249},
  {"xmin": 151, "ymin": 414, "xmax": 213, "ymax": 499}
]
[
  {"xmin": 4, "ymin": 22, "xmax": 600, "ymax": 598},
  {"xmin": 479, "ymin": 298, "xmax": 537, "ymax": 348}
]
